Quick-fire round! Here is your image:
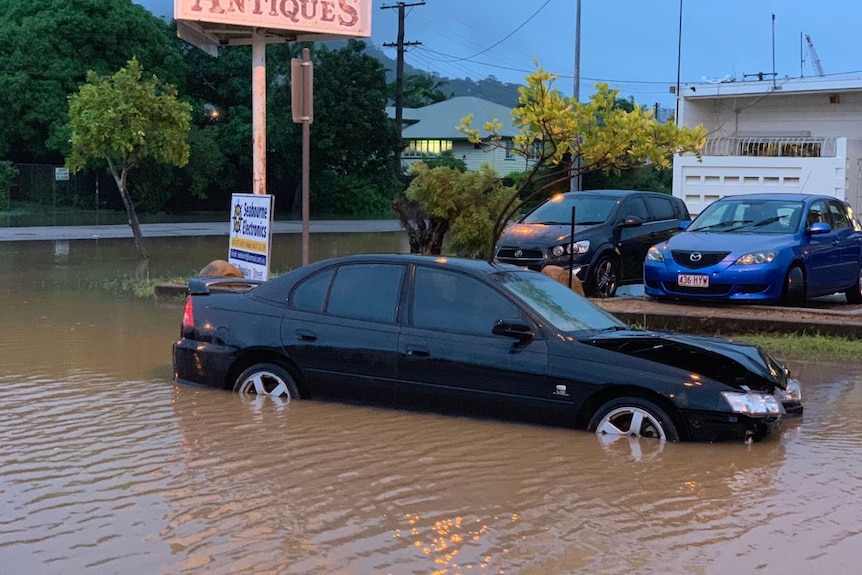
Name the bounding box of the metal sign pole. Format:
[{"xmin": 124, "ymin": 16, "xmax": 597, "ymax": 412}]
[
  {"xmin": 252, "ymin": 29, "xmax": 266, "ymax": 197},
  {"xmin": 292, "ymin": 48, "xmax": 313, "ymax": 266}
]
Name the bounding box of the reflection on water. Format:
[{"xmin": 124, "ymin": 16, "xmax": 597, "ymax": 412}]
[{"xmin": 2, "ymin": 235, "xmax": 862, "ymax": 574}]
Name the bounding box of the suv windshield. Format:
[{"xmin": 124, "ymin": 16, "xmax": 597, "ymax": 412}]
[
  {"xmin": 522, "ymin": 195, "xmax": 617, "ymax": 225},
  {"xmin": 689, "ymin": 199, "xmax": 804, "ymax": 234}
]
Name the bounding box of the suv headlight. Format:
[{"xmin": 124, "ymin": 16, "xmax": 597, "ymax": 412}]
[
  {"xmin": 721, "ymin": 391, "xmax": 783, "ymax": 416},
  {"xmin": 735, "ymin": 251, "xmax": 777, "ymax": 265},
  {"xmin": 646, "ymin": 246, "xmax": 664, "ymax": 262},
  {"xmin": 551, "ymin": 240, "xmax": 590, "ymax": 257}
]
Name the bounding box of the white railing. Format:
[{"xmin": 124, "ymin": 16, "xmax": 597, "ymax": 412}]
[{"xmin": 703, "ymin": 137, "xmax": 837, "ymax": 158}]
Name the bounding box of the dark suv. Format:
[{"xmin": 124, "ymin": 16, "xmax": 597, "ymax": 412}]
[{"xmin": 494, "ymin": 189, "xmax": 690, "ymax": 297}]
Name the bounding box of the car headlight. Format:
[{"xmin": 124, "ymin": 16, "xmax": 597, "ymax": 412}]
[
  {"xmin": 551, "ymin": 240, "xmax": 590, "ymax": 257},
  {"xmin": 646, "ymin": 246, "xmax": 664, "ymax": 262},
  {"xmin": 721, "ymin": 391, "xmax": 783, "ymax": 416},
  {"xmin": 779, "ymin": 378, "xmax": 803, "ymax": 403},
  {"xmin": 735, "ymin": 251, "xmax": 777, "ymax": 265}
]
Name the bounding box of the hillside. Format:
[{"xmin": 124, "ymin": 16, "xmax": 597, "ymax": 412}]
[{"xmin": 363, "ymin": 44, "xmax": 522, "ymax": 108}]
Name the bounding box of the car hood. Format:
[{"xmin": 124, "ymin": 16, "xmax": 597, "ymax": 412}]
[
  {"xmin": 499, "ymin": 222, "xmax": 601, "ymax": 245},
  {"xmin": 580, "ymin": 329, "xmax": 785, "ymax": 392},
  {"xmin": 664, "ymin": 231, "xmax": 795, "ymax": 252}
]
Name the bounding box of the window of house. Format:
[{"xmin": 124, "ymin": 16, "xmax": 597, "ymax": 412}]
[{"xmin": 403, "ymin": 139, "xmax": 453, "ymax": 158}]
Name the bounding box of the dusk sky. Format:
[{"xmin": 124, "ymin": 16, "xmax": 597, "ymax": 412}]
[{"xmin": 136, "ymin": 0, "xmax": 862, "ymax": 107}]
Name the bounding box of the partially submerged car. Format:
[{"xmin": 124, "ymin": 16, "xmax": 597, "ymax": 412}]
[{"xmin": 173, "ymin": 254, "xmax": 802, "ymax": 443}]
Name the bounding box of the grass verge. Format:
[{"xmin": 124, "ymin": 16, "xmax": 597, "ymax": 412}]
[{"xmin": 728, "ymin": 332, "xmax": 862, "ymax": 363}]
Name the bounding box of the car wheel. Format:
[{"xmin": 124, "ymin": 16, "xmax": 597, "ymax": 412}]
[
  {"xmin": 233, "ymin": 363, "xmax": 299, "ymax": 401},
  {"xmin": 781, "ymin": 265, "xmax": 806, "ymax": 306},
  {"xmin": 588, "ymin": 397, "xmax": 679, "ymax": 441},
  {"xmin": 589, "ymin": 254, "xmax": 619, "ymax": 298},
  {"xmin": 845, "ymin": 266, "xmax": 862, "ymax": 304}
]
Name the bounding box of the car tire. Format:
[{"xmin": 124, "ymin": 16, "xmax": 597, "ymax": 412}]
[
  {"xmin": 588, "ymin": 397, "xmax": 679, "ymax": 441},
  {"xmin": 233, "ymin": 363, "xmax": 300, "ymax": 401},
  {"xmin": 588, "ymin": 254, "xmax": 619, "ymax": 298},
  {"xmin": 845, "ymin": 266, "xmax": 862, "ymax": 304},
  {"xmin": 781, "ymin": 265, "xmax": 806, "ymax": 306}
]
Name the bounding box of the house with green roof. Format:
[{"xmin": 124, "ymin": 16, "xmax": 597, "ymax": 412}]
[{"xmin": 391, "ymin": 96, "xmax": 536, "ymax": 177}]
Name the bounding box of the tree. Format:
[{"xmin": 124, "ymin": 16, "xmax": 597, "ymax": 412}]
[
  {"xmin": 268, "ymin": 40, "xmax": 403, "ymax": 217},
  {"xmin": 176, "ymin": 40, "xmax": 257, "ymax": 209},
  {"xmin": 460, "ymin": 67, "xmax": 707, "ymax": 260},
  {"xmin": 0, "ymin": 0, "xmax": 182, "ymax": 164},
  {"xmin": 395, "ymin": 72, "xmax": 451, "ymax": 108},
  {"xmin": 400, "ymin": 162, "xmax": 514, "ymax": 256},
  {"xmin": 66, "ymin": 58, "xmax": 192, "ymax": 264}
]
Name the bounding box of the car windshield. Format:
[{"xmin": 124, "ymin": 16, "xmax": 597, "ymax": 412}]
[
  {"xmin": 521, "ymin": 195, "xmax": 617, "ymax": 225},
  {"xmin": 496, "ymin": 270, "xmax": 627, "ymax": 332},
  {"xmin": 689, "ymin": 199, "xmax": 804, "ymax": 233}
]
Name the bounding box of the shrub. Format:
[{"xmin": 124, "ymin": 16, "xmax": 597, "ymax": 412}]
[{"xmin": 0, "ymin": 161, "xmax": 19, "ymax": 209}]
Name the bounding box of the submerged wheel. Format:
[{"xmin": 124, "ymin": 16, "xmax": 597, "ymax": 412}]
[
  {"xmin": 233, "ymin": 363, "xmax": 299, "ymax": 401},
  {"xmin": 589, "ymin": 254, "xmax": 619, "ymax": 298},
  {"xmin": 781, "ymin": 265, "xmax": 806, "ymax": 306},
  {"xmin": 845, "ymin": 265, "xmax": 862, "ymax": 304},
  {"xmin": 588, "ymin": 397, "xmax": 679, "ymax": 441}
]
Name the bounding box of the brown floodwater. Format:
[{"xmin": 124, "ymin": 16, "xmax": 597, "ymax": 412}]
[{"xmin": 2, "ymin": 234, "xmax": 862, "ymax": 575}]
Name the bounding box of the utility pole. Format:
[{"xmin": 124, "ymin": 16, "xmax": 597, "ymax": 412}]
[
  {"xmin": 570, "ymin": 0, "xmax": 582, "ymax": 192},
  {"xmin": 382, "ymin": 2, "xmax": 423, "ymax": 165}
]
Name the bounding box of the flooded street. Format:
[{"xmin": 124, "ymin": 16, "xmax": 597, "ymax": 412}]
[{"xmin": 3, "ymin": 234, "xmax": 862, "ymax": 574}]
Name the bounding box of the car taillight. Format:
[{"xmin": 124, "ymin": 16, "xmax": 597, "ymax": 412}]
[{"xmin": 181, "ymin": 296, "xmax": 194, "ymax": 335}]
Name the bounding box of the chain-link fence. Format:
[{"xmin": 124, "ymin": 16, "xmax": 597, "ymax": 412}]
[{"xmin": 3, "ymin": 163, "xmax": 130, "ymax": 226}]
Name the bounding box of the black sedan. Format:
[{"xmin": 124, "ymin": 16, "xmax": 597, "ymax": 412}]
[{"xmin": 173, "ymin": 254, "xmax": 802, "ymax": 443}]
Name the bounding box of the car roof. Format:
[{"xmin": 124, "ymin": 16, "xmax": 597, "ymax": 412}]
[
  {"xmin": 252, "ymin": 253, "xmax": 528, "ymax": 301},
  {"xmin": 713, "ymin": 193, "xmax": 841, "ymax": 203},
  {"xmin": 296, "ymin": 253, "xmax": 527, "ymax": 277},
  {"xmin": 559, "ymin": 189, "xmax": 671, "ymax": 199}
]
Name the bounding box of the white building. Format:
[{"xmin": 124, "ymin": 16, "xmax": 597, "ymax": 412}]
[
  {"xmin": 673, "ymin": 76, "xmax": 862, "ymax": 215},
  {"xmin": 390, "ymin": 97, "xmax": 535, "ymax": 176}
]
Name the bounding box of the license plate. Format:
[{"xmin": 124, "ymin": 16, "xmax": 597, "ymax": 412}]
[{"xmin": 678, "ymin": 274, "xmax": 709, "ymax": 288}]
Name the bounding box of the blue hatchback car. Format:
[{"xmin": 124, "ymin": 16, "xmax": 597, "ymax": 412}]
[{"xmin": 644, "ymin": 193, "xmax": 862, "ymax": 305}]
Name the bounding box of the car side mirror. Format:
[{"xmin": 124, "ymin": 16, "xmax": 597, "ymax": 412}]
[
  {"xmin": 492, "ymin": 319, "xmax": 534, "ymax": 343},
  {"xmin": 807, "ymin": 222, "xmax": 831, "ymax": 235},
  {"xmin": 617, "ymin": 216, "xmax": 644, "ymax": 229}
]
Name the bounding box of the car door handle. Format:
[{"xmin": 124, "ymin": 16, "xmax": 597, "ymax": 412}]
[
  {"xmin": 296, "ymin": 329, "xmax": 317, "ymax": 341},
  {"xmin": 405, "ymin": 345, "xmax": 430, "ymax": 357}
]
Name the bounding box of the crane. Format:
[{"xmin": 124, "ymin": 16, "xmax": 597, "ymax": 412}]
[{"xmin": 805, "ymin": 34, "xmax": 825, "ymax": 77}]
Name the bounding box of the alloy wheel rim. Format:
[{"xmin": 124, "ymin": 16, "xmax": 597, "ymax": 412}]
[
  {"xmin": 596, "ymin": 406, "xmax": 666, "ymax": 440},
  {"xmin": 239, "ymin": 371, "xmax": 292, "ymax": 400}
]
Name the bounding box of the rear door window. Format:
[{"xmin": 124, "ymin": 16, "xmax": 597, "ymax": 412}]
[
  {"xmin": 325, "ymin": 264, "xmax": 405, "ymax": 323},
  {"xmin": 291, "ymin": 269, "xmax": 335, "ymax": 312},
  {"xmin": 645, "ymin": 196, "xmax": 676, "ymax": 222}
]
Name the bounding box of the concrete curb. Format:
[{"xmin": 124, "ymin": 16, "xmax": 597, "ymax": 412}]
[{"xmin": 605, "ymin": 309, "xmax": 862, "ymax": 338}]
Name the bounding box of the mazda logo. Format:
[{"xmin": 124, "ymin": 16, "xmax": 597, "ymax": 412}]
[
  {"xmin": 690, "ymin": 252, "xmax": 702, "ymax": 262},
  {"xmin": 514, "ymin": 249, "xmax": 523, "ymax": 258}
]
